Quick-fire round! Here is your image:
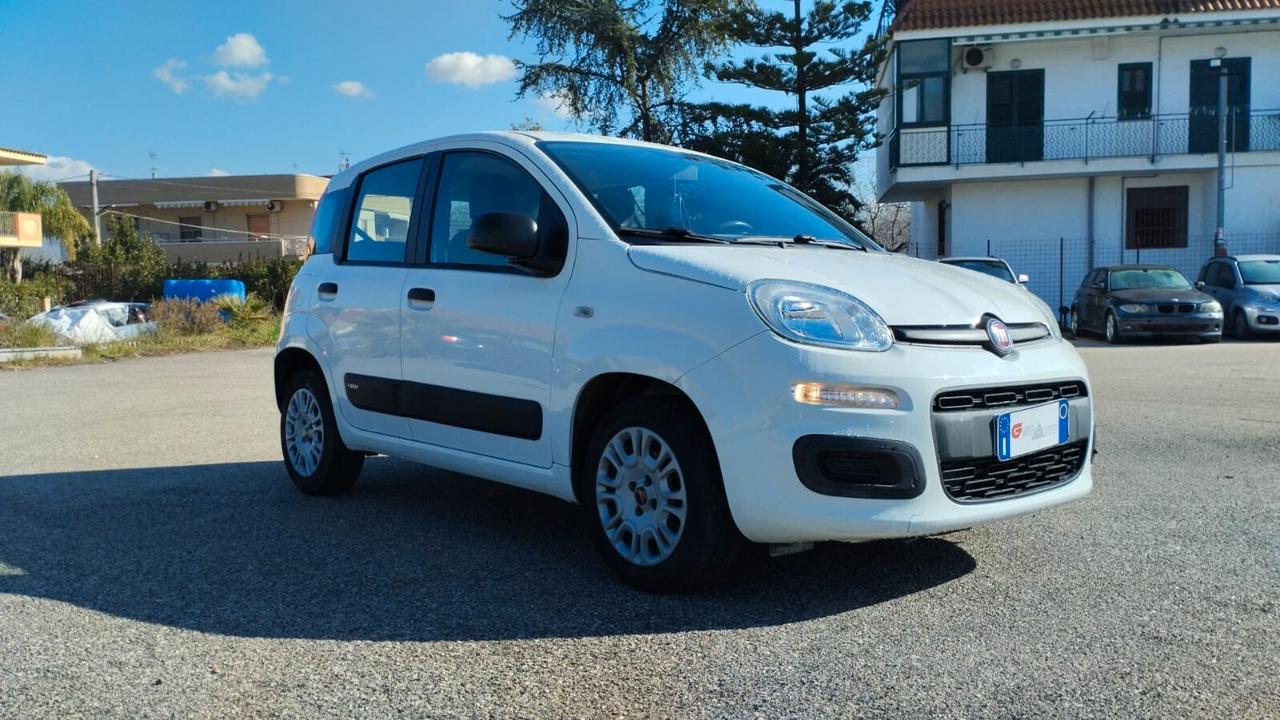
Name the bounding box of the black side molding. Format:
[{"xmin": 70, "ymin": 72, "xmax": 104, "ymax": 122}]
[{"xmin": 343, "ymin": 373, "xmax": 542, "ymax": 441}]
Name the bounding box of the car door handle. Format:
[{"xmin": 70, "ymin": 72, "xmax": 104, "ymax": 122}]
[
  {"xmin": 317, "ymin": 282, "xmax": 338, "ymax": 300},
  {"xmin": 406, "ymin": 287, "xmax": 435, "ymax": 306}
]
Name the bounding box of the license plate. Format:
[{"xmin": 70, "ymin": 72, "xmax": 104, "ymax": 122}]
[{"xmin": 995, "ymin": 400, "xmax": 1070, "ymax": 461}]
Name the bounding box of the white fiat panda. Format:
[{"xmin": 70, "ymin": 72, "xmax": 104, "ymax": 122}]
[{"xmin": 275, "ymin": 132, "xmax": 1093, "ymax": 591}]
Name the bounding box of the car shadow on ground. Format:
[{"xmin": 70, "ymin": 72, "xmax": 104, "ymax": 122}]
[{"xmin": 0, "ymin": 458, "xmax": 975, "ymax": 642}]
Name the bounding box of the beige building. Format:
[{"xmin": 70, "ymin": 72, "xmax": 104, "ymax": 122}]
[
  {"xmin": 60, "ymin": 173, "xmax": 329, "ymax": 262},
  {"xmin": 1, "ymin": 147, "xmax": 47, "ymax": 253}
]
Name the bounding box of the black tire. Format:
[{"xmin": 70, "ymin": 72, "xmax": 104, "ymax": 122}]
[
  {"xmin": 280, "ymin": 369, "xmax": 364, "ymax": 496},
  {"xmin": 580, "ymin": 396, "xmax": 746, "ymax": 592},
  {"xmin": 1104, "ymin": 311, "xmax": 1123, "ymax": 344},
  {"xmin": 1068, "ymin": 308, "xmax": 1083, "ymax": 338},
  {"xmin": 1234, "ymin": 311, "xmax": 1252, "ymax": 340}
]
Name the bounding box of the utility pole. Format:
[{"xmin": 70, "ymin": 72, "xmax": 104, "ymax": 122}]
[
  {"xmin": 1211, "ymin": 57, "xmax": 1228, "ymax": 256},
  {"xmin": 90, "ymin": 169, "xmax": 102, "ymax": 246}
]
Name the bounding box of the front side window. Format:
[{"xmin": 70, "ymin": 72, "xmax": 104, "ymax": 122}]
[
  {"xmin": 1240, "ymin": 259, "xmax": 1280, "ymax": 285},
  {"xmin": 428, "ymin": 151, "xmax": 567, "ymax": 269},
  {"xmin": 1110, "ymin": 268, "xmax": 1192, "ymax": 291},
  {"xmin": 897, "ymin": 39, "xmax": 950, "ymax": 127},
  {"xmin": 308, "ymin": 186, "xmax": 349, "ymax": 255},
  {"xmin": 346, "ymin": 158, "xmax": 424, "ymax": 264},
  {"xmin": 1126, "ymin": 186, "xmax": 1188, "ymax": 249},
  {"xmin": 1205, "ymin": 262, "xmax": 1235, "ymax": 288},
  {"xmin": 1118, "ymin": 63, "xmax": 1153, "ymax": 120},
  {"xmin": 539, "ymin": 141, "xmax": 876, "ymax": 248}
]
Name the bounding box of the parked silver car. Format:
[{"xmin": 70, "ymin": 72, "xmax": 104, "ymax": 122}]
[{"xmin": 1196, "ymin": 255, "xmax": 1280, "ymax": 339}]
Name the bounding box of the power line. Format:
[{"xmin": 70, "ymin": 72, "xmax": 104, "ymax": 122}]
[{"xmin": 103, "ymin": 209, "xmax": 305, "ymax": 240}]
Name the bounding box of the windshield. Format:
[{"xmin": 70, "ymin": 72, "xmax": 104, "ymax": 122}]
[
  {"xmin": 1240, "ymin": 260, "xmax": 1280, "ymax": 285},
  {"xmin": 944, "ymin": 259, "xmax": 1014, "ymax": 282},
  {"xmin": 538, "ymin": 141, "xmax": 878, "ymax": 249},
  {"xmin": 1110, "ymin": 268, "xmax": 1192, "ymax": 291}
]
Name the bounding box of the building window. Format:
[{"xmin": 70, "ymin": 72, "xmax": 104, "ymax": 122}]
[
  {"xmin": 1117, "ymin": 63, "xmax": 1152, "ymax": 120},
  {"xmin": 897, "ymin": 39, "xmax": 950, "ymax": 128},
  {"xmin": 1126, "ymin": 186, "xmax": 1188, "ymax": 249},
  {"xmin": 178, "ymin": 216, "xmax": 203, "ymax": 241}
]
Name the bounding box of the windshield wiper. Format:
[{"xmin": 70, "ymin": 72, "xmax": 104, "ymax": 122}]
[
  {"xmin": 732, "ymin": 234, "xmax": 868, "ymax": 251},
  {"xmin": 616, "ymin": 227, "xmax": 732, "ymax": 244}
]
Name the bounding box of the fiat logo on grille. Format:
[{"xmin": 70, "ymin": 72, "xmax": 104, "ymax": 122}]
[{"xmin": 986, "ymin": 317, "xmax": 1013, "ymax": 356}]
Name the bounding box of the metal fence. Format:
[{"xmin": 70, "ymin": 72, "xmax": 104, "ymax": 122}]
[
  {"xmin": 903, "ymin": 232, "xmax": 1280, "ymax": 314},
  {"xmin": 891, "ymin": 107, "xmax": 1280, "ymax": 168}
]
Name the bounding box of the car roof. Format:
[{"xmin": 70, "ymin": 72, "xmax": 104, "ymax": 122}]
[
  {"xmin": 1097, "ymin": 264, "xmax": 1177, "ymax": 271},
  {"xmin": 940, "ymin": 256, "xmax": 1007, "ymax": 263},
  {"xmin": 1229, "ymin": 254, "xmax": 1280, "ymax": 262}
]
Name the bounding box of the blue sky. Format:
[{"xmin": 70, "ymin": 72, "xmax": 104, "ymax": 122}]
[{"xmin": 2, "ymin": 0, "xmax": 869, "ymax": 182}]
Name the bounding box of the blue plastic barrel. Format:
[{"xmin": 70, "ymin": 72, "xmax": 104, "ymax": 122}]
[{"xmin": 162, "ymin": 279, "xmax": 246, "ymax": 303}]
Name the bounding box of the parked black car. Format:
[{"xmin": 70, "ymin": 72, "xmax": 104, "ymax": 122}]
[{"xmin": 1068, "ymin": 265, "xmax": 1223, "ymax": 343}]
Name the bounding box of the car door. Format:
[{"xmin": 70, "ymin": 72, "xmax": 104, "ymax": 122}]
[
  {"xmin": 398, "ymin": 145, "xmax": 574, "ymax": 468},
  {"xmin": 309, "ymin": 156, "xmax": 428, "ymax": 439}
]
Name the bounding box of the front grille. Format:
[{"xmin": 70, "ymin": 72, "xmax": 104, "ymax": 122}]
[
  {"xmin": 932, "ymin": 381, "xmax": 1088, "ymax": 412},
  {"xmin": 941, "ymin": 441, "xmax": 1088, "ymax": 502},
  {"xmin": 1157, "ymin": 303, "xmax": 1196, "ymax": 314}
]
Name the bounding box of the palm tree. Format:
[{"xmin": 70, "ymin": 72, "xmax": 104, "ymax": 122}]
[{"xmin": 0, "ymin": 172, "xmax": 91, "ymax": 283}]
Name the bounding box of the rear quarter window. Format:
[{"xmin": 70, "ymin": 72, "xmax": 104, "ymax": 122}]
[{"xmin": 307, "ymin": 185, "xmax": 351, "ymax": 255}]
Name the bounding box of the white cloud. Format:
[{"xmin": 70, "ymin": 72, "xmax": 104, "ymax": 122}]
[
  {"xmin": 213, "ymin": 32, "xmax": 269, "ymax": 68},
  {"xmin": 16, "ymin": 156, "xmax": 96, "ymax": 183},
  {"xmin": 535, "ymin": 89, "xmax": 574, "ymax": 119},
  {"xmin": 208, "ymin": 168, "xmax": 230, "ymax": 177},
  {"xmin": 153, "ymin": 58, "xmax": 189, "ymax": 94},
  {"xmin": 425, "ymin": 52, "xmax": 515, "ymax": 87},
  {"xmin": 332, "ymin": 80, "xmax": 375, "ymax": 99},
  {"xmin": 203, "ymin": 70, "xmax": 274, "ymax": 99}
]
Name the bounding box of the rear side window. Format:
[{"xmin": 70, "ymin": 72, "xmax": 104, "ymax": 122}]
[
  {"xmin": 307, "ymin": 186, "xmax": 349, "ymax": 255},
  {"xmin": 428, "ymin": 151, "xmax": 567, "ymax": 270},
  {"xmin": 345, "ymin": 158, "xmax": 425, "ymax": 264}
]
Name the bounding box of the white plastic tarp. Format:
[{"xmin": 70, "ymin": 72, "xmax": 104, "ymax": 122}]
[{"xmin": 27, "ymin": 303, "xmax": 155, "ymax": 345}]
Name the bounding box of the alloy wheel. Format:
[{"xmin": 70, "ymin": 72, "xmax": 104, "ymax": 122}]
[
  {"xmin": 595, "ymin": 426, "xmax": 688, "ymax": 567},
  {"xmin": 285, "ymin": 388, "xmax": 325, "ymax": 477}
]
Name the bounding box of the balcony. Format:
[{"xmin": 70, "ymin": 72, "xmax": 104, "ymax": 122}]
[
  {"xmin": 0, "ymin": 211, "xmax": 42, "ymax": 249},
  {"xmin": 889, "ymin": 107, "xmax": 1280, "ymax": 169}
]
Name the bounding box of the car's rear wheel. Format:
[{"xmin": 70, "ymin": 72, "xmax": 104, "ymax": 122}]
[
  {"xmin": 583, "ymin": 396, "xmax": 745, "ymax": 592},
  {"xmin": 1104, "ymin": 311, "xmax": 1122, "ymax": 344},
  {"xmin": 281, "ymin": 370, "xmax": 363, "ymax": 495},
  {"xmin": 1234, "ymin": 311, "xmax": 1252, "ymax": 340}
]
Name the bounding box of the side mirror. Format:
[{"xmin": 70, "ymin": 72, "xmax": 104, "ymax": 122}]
[
  {"xmin": 468, "ymin": 212, "xmax": 539, "ymax": 260},
  {"xmin": 1017, "ymin": 273, "xmax": 1030, "ymax": 284},
  {"xmin": 1195, "ymin": 281, "xmax": 1206, "ymax": 289}
]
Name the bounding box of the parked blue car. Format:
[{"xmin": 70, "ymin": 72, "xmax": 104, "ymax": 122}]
[{"xmin": 1196, "ymin": 254, "xmax": 1280, "ymax": 339}]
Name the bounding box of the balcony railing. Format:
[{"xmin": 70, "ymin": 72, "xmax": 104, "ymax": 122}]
[{"xmin": 889, "ymin": 107, "xmax": 1280, "ymax": 169}]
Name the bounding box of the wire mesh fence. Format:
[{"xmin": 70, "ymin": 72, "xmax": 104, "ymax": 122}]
[{"xmin": 902, "ymin": 232, "xmax": 1280, "ymax": 314}]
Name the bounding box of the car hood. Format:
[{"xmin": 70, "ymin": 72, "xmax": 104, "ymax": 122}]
[
  {"xmin": 1244, "ymin": 283, "xmax": 1280, "ymax": 296},
  {"xmin": 627, "ymin": 245, "xmax": 1048, "ymax": 325},
  {"xmin": 1109, "ymin": 287, "xmax": 1214, "ymax": 304}
]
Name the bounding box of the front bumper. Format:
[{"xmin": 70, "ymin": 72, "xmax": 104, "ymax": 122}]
[
  {"xmin": 1242, "ymin": 304, "xmax": 1280, "ymax": 333},
  {"xmin": 1115, "ymin": 311, "xmax": 1222, "ymax": 338},
  {"xmin": 677, "ymin": 332, "xmax": 1094, "ymax": 544}
]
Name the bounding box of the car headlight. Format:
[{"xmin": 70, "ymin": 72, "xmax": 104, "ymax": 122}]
[
  {"xmin": 1200, "ymin": 301, "xmax": 1222, "ymax": 313},
  {"xmin": 1255, "ymin": 292, "xmax": 1280, "ymax": 305},
  {"xmin": 747, "ymin": 280, "xmax": 893, "ymax": 351},
  {"xmin": 1118, "ymin": 303, "xmax": 1150, "ymax": 314}
]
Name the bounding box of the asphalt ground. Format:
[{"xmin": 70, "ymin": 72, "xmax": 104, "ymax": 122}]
[{"xmin": 0, "ymin": 340, "xmax": 1277, "ymax": 718}]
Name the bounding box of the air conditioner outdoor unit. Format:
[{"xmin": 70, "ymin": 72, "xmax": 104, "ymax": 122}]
[
  {"xmin": 962, "ymin": 46, "xmax": 994, "ymax": 71},
  {"xmin": 203, "ymin": 200, "xmax": 220, "ymax": 212},
  {"xmin": 266, "ymin": 200, "xmax": 284, "ymax": 213}
]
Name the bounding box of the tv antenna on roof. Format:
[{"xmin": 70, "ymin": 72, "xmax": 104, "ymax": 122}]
[
  {"xmin": 338, "ymin": 151, "xmax": 351, "ymax": 172},
  {"xmin": 148, "ymin": 151, "xmax": 158, "ymax": 178}
]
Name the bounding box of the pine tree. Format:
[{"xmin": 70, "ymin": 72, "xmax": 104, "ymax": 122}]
[{"xmin": 695, "ymin": 0, "xmax": 884, "ymax": 221}]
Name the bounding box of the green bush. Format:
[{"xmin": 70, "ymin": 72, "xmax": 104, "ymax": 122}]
[
  {"xmin": 148, "ymin": 298, "xmax": 224, "ymax": 337},
  {"xmin": 0, "ymin": 274, "xmax": 69, "ymax": 319},
  {"xmin": 69, "ymin": 215, "xmax": 168, "ymax": 302},
  {"xmin": 0, "ymin": 319, "xmax": 58, "ymax": 348}
]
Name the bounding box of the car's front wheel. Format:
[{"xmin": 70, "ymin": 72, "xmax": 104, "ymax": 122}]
[
  {"xmin": 1234, "ymin": 311, "xmax": 1252, "ymax": 340},
  {"xmin": 1104, "ymin": 311, "xmax": 1122, "ymax": 344},
  {"xmin": 281, "ymin": 370, "xmax": 364, "ymax": 495},
  {"xmin": 1068, "ymin": 308, "xmax": 1083, "ymax": 338},
  {"xmin": 583, "ymin": 396, "xmax": 745, "ymax": 592}
]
